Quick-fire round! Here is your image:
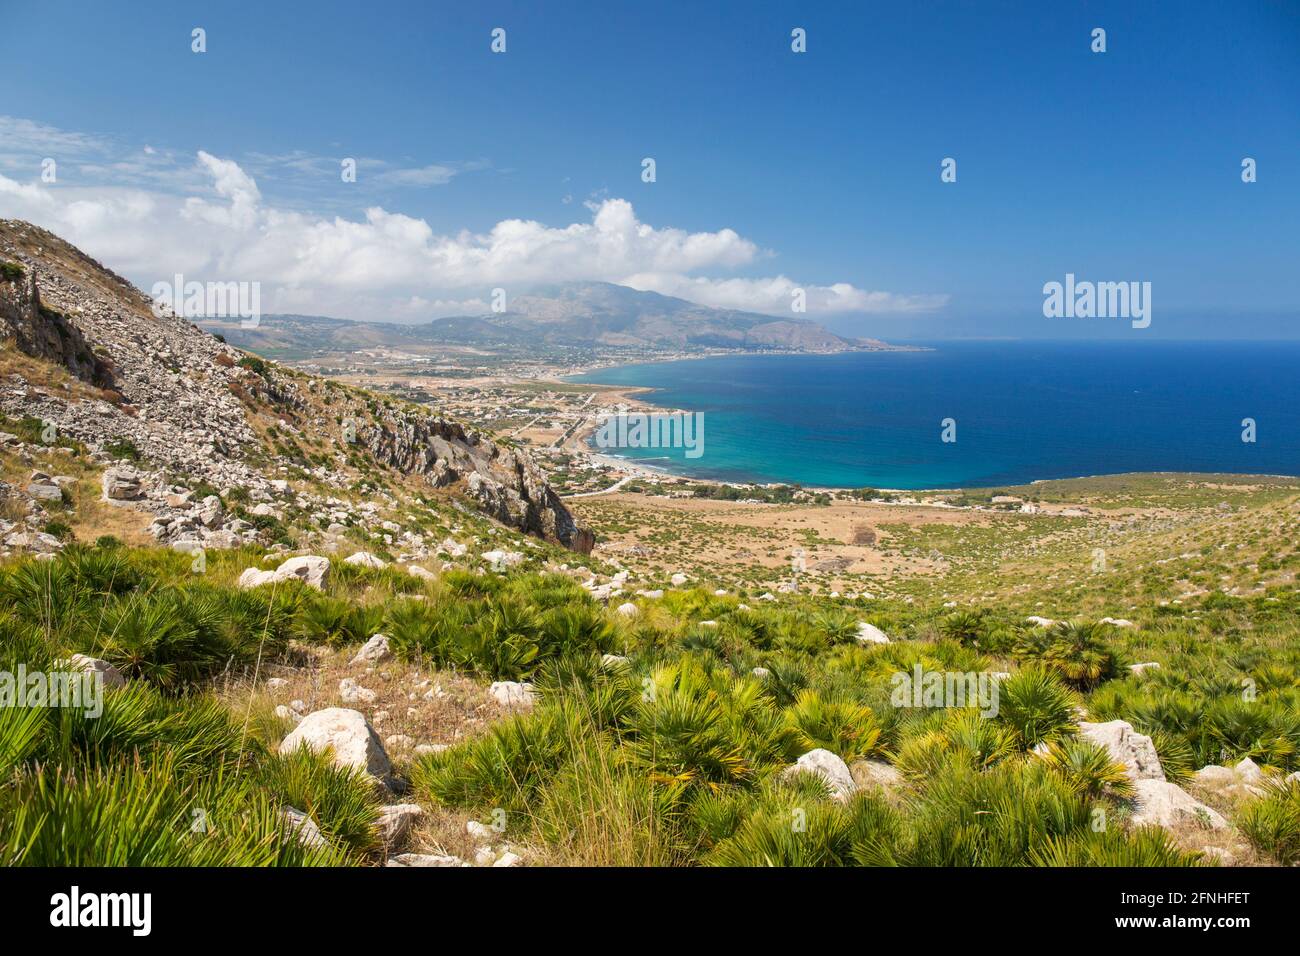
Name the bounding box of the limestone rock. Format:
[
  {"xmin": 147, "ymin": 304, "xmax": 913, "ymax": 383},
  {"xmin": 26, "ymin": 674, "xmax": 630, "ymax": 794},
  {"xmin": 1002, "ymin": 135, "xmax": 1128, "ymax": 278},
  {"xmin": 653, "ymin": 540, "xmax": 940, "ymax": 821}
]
[
  {"xmin": 1130, "ymin": 779, "xmax": 1228, "ymax": 831},
  {"xmin": 1078, "ymin": 719, "xmax": 1165, "ymax": 781},
  {"xmin": 237, "ymin": 567, "xmax": 277, "ymax": 589},
  {"xmin": 856, "ymin": 622, "xmax": 890, "ymax": 645},
  {"xmin": 488, "ymin": 681, "xmax": 536, "ymax": 708},
  {"xmin": 281, "ymin": 808, "xmax": 328, "ymax": 849},
  {"xmin": 352, "ymin": 633, "xmax": 392, "ymax": 665},
  {"xmin": 67, "ymin": 653, "xmax": 126, "ymax": 689},
  {"xmin": 339, "ymin": 677, "xmax": 377, "ymax": 705},
  {"xmin": 101, "ymin": 467, "xmax": 143, "ymax": 501},
  {"xmin": 376, "ymin": 803, "xmax": 425, "ymax": 846},
  {"xmin": 279, "ymin": 707, "xmax": 391, "ymax": 780},
  {"xmin": 26, "ymin": 480, "xmax": 63, "ymax": 501},
  {"xmin": 784, "ymin": 748, "xmax": 857, "ymax": 802},
  {"xmin": 466, "ymin": 820, "xmax": 497, "ymax": 842},
  {"xmin": 850, "ymin": 759, "xmax": 904, "ymax": 793}
]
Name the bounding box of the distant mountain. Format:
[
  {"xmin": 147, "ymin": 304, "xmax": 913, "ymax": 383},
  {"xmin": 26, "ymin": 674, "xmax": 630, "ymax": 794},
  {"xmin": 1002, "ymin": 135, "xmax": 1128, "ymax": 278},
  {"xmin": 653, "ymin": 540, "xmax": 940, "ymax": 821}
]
[{"xmin": 205, "ymin": 282, "xmax": 906, "ymax": 356}]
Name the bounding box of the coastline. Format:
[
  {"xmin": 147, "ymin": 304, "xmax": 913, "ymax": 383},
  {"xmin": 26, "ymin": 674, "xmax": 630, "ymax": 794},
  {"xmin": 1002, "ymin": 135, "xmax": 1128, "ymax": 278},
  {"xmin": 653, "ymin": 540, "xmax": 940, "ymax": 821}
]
[{"xmin": 553, "ymin": 349, "xmax": 1300, "ymax": 495}]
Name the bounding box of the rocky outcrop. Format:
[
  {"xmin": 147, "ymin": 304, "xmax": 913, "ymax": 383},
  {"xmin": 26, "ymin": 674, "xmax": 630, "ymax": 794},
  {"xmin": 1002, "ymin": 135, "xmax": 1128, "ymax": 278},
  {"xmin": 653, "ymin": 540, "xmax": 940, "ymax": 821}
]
[
  {"xmin": 356, "ymin": 409, "xmax": 593, "ymax": 553},
  {"xmin": 351, "ymin": 634, "xmax": 392, "ymax": 665},
  {"xmin": 0, "ymin": 219, "xmax": 593, "ymax": 554},
  {"xmin": 850, "ymin": 759, "xmax": 904, "ymax": 794},
  {"xmin": 0, "ymin": 264, "xmax": 111, "ymax": 386},
  {"xmin": 67, "ymin": 654, "xmax": 127, "ymax": 689},
  {"xmin": 1130, "ymin": 779, "xmax": 1227, "ymax": 831},
  {"xmin": 1078, "ymin": 719, "xmax": 1165, "ymax": 782},
  {"xmin": 1194, "ymin": 757, "xmax": 1271, "ymax": 799}
]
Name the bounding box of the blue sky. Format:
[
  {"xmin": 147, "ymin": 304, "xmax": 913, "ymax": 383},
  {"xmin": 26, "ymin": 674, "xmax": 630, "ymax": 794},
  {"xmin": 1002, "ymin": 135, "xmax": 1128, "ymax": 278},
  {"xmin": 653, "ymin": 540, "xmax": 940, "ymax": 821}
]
[{"xmin": 1, "ymin": 0, "xmax": 1297, "ymax": 337}]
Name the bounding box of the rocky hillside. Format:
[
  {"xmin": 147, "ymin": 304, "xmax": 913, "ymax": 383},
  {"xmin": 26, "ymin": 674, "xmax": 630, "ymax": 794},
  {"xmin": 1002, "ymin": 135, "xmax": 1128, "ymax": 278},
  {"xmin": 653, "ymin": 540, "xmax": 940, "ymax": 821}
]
[{"xmin": 0, "ymin": 219, "xmax": 592, "ymax": 557}]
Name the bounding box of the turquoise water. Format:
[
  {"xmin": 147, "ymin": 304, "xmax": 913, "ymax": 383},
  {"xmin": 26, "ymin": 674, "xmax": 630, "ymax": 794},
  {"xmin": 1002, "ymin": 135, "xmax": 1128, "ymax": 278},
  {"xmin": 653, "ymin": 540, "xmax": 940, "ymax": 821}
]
[{"xmin": 567, "ymin": 342, "xmax": 1300, "ymax": 489}]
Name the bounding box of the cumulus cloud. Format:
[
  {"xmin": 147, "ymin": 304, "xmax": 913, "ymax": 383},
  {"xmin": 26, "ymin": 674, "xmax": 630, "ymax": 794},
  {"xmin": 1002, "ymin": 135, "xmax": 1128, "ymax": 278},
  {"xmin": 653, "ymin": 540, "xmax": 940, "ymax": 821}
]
[
  {"xmin": 621, "ymin": 273, "xmax": 949, "ymax": 315},
  {"xmin": 0, "ymin": 119, "xmax": 946, "ymax": 322}
]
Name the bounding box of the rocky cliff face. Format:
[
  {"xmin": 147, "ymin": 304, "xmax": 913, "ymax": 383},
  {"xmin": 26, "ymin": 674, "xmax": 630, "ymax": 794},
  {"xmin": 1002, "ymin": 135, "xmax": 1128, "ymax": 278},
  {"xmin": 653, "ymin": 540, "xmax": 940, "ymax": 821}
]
[
  {"xmin": 0, "ymin": 219, "xmax": 593, "ymax": 554},
  {"xmin": 357, "ymin": 412, "xmax": 593, "ymax": 553},
  {"xmin": 0, "ymin": 265, "xmax": 111, "ymax": 386}
]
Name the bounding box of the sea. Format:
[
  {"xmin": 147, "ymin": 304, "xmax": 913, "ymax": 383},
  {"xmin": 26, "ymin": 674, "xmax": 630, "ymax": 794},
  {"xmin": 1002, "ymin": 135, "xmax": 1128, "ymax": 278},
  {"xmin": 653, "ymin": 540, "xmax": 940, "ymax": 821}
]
[{"xmin": 566, "ymin": 341, "xmax": 1300, "ymax": 489}]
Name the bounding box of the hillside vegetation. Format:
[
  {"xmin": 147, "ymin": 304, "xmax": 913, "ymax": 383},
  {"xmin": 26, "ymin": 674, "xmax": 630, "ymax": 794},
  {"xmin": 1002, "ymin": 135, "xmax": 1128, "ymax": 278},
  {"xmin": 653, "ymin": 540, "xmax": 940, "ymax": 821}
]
[{"xmin": 3, "ymin": 534, "xmax": 1297, "ymax": 867}]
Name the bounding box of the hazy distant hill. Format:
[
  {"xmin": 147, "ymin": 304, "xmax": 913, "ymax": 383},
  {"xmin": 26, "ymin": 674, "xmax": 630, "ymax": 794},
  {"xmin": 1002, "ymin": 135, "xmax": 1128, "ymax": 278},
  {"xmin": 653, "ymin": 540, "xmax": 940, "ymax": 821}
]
[{"xmin": 204, "ymin": 281, "xmax": 903, "ymax": 356}]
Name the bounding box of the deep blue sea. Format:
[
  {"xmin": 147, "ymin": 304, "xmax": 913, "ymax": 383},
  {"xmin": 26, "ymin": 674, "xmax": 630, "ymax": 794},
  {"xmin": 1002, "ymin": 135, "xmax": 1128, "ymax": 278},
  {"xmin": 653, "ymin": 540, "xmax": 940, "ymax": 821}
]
[{"xmin": 567, "ymin": 342, "xmax": 1300, "ymax": 489}]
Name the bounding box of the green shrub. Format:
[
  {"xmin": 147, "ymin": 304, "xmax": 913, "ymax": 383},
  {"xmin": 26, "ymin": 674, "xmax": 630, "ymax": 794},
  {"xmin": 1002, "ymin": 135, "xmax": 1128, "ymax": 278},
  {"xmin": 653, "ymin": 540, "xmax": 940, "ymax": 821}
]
[
  {"xmin": 104, "ymin": 436, "xmax": 142, "ymax": 461},
  {"xmin": 1238, "ymin": 779, "xmax": 1300, "ymax": 864},
  {"xmin": 1039, "ymin": 738, "xmax": 1134, "ymax": 798},
  {"xmin": 996, "ymin": 667, "xmax": 1077, "ymax": 748},
  {"xmin": 258, "ymin": 746, "xmax": 382, "ymax": 859},
  {"xmin": 413, "ymin": 704, "xmax": 578, "ymax": 815},
  {"xmin": 786, "ymin": 690, "xmax": 881, "ymax": 762}
]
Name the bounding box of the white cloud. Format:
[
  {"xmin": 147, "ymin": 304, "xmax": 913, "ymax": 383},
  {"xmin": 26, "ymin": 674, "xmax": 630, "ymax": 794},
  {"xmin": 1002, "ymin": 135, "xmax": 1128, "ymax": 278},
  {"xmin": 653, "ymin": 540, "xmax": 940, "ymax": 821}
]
[
  {"xmin": 0, "ymin": 118, "xmax": 946, "ymax": 322},
  {"xmin": 374, "ymin": 164, "xmax": 458, "ymax": 187},
  {"xmin": 621, "ymin": 273, "xmax": 949, "ymax": 314}
]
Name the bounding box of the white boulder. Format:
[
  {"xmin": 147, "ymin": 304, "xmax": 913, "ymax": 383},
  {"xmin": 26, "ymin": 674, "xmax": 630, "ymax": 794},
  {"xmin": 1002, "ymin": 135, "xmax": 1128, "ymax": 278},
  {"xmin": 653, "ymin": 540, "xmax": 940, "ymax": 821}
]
[
  {"xmin": 351, "ymin": 633, "xmax": 392, "ymax": 665},
  {"xmin": 237, "ymin": 567, "xmax": 278, "ymax": 589},
  {"xmin": 67, "ymin": 653, "xmax": 127, "ymax": 689},
  {"xmin": 1130, "ymin": 779, "xmax": 1227, "ymax": 831},
  {"xmin": 281, "ymin": 808, "xmax": 328, "ymax": 849},
  {"xmin": 488, "ymin": 681, "xmax": 536, "ymax": 708},
  {"xmin": 855, "ymin": 622, "xmax": 890, "ymax": 644},
  {"xmin": 850, "ymin": 759, "xmax": 904, "ymax": 793},
  {"xmin": 1078, "ymin": 720, "xmax": 1164, "ymax": 781},
  {"xmin": 279, "ymin": 707, "xmax": 391, "ymax": 780},
  {"xmin": 783, "ymin": 748, "xmax": 857, "ymax": 802}
]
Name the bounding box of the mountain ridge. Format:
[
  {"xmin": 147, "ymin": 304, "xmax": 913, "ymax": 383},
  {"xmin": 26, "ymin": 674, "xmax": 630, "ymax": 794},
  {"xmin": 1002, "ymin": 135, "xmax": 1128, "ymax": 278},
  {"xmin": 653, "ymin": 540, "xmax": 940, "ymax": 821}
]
[{"xmin": 204, "ymin": 281, "xmax": 909, "ymax": 356}]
